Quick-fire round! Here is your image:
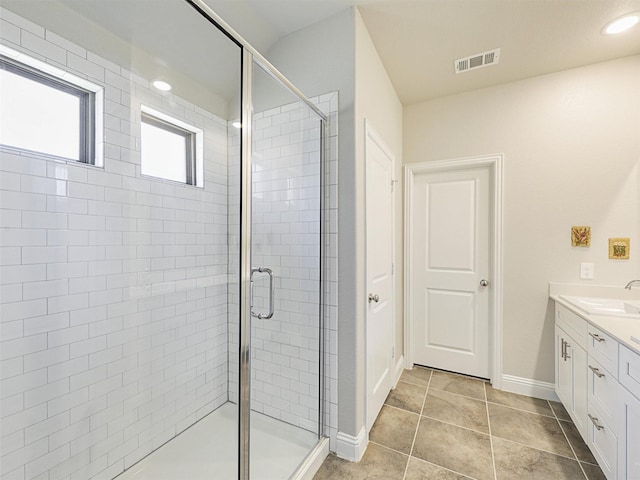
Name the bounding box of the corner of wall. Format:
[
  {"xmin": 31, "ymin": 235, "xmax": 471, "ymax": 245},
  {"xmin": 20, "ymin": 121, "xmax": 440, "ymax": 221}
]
[{"xmin": 336, "ymin": 426, "xmax": 368, "ymax": 462}]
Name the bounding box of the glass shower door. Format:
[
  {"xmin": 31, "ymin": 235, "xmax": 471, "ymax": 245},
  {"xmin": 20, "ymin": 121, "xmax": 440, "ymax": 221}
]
[
  {"xmin": 0, "ymin": 1, "xmax": 243, "ymax": 479},
  {"xmin": 247, "ymin": 61, "xmax": 325, "ymax": 479}
]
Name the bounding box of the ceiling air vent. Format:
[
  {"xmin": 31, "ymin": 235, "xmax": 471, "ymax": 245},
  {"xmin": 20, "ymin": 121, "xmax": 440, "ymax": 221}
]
[{"xmin": 454, "ymin": 48, "xmax": 501, "ymax": 74}]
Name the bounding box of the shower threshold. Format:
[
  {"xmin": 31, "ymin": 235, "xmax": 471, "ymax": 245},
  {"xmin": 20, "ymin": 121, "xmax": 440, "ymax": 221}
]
[{"xmin": 115, "ymin": 402, "xmax": 318, "ymax": 480}]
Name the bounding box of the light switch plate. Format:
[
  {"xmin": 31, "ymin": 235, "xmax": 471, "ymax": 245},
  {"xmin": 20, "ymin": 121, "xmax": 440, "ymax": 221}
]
[{"xmin": 580, "ymin": 262, "xmax": 594, "ymax": 279}]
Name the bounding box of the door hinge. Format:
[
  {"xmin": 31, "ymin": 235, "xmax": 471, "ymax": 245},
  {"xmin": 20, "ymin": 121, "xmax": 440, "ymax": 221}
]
[
  {"xmin": 391, "ymin": 264, "xmax": 394, "ymax": 275},
  {"xmin": 392, "ymin": 346, "xmax": 395, "ymax": 358},
  {"xmin": 391, "ymin": 179, "xmax": 397, "ymax": 192}
]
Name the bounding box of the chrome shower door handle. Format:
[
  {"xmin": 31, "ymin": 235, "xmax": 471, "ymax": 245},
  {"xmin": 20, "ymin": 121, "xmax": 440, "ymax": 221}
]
[{"xmin": 250, "ymin": 267, "xmax": 275, "ymax": 319}]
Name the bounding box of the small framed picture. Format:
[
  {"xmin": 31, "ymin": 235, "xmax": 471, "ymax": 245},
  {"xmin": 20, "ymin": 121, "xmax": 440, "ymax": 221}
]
[
  {"xmin": 609, "ymin": 238, "xmax": 630, "ymax": 259},
  {"xmin": 571, "ymin": 226, "xmax": 591, "ymax": 247}
]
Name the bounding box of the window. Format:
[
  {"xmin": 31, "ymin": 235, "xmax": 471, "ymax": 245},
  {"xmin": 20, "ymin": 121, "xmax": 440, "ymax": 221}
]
[
  {"xmin": 140, "ymin": 106, "xmax": 203, "ymax": 187},
  {"xmin": 0, "ymin": 48, "xmax": 102, "ymax": 165}
]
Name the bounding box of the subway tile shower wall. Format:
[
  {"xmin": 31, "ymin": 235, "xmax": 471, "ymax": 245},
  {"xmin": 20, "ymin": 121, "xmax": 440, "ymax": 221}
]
[
  {"xmin": 0, "ymin": 9, "xmax": 229, "ymax": 479},
  {"xmin": 0, "ymin": 7, "xmax": 339, "ymax": 480}
]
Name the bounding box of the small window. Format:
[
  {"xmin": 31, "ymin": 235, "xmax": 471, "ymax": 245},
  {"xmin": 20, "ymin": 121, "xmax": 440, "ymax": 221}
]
[
  {"xmin": 140, "ymin": 106, "xmax": 203, "ymax": 187},
  {"xmin": 0, "ymin": 53, "xmax": 100, "ymax": 164}
]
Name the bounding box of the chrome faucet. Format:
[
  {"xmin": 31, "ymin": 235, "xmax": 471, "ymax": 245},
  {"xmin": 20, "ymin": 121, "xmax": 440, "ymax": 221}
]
[{"xmin": 625, "ymin": 279, "xmax": 640, "ymax": 290}]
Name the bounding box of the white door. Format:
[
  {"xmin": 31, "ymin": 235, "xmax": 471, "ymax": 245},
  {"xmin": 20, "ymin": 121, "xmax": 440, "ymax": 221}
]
[
  {"xmin": 410, "ymin": 166, "xmax": 490, "ymax": 378},
  {"xmin": 365, "ymin": 123, "xmax": 395, "ymax": 430}
]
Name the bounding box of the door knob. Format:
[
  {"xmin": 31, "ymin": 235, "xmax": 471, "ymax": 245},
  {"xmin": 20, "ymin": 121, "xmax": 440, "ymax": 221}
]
[
  {"xmin": 368, "ymin": 293, "xmax": 379, "ymax": 303},
  {"xmin": 480, "ymin": 279, "xmax": 489, "ymax": 287}
]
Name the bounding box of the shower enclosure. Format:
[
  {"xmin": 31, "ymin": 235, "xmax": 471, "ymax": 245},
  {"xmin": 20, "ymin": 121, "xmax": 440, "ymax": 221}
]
[{"xmin": 0, "ymin": 1, "xmax": 328, "ymax": 479}]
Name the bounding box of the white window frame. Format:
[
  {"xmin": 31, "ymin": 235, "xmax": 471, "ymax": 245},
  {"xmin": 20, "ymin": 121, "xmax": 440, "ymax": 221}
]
[
  {"xmin": 140, "ymin": 105, "xmax": 204, "ymax": 188},
  {"xmin": 0, "ymin": 44, "xmax": 104, "ymax": 166}
]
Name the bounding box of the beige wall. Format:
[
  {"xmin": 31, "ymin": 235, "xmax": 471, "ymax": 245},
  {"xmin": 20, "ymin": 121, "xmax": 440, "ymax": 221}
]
[
  {"xmin": 354, "ymin": 6, "xmax": 404, "ymax": 432},
  {"xmin": 403, "ymin": 56, "xmax": 640, "ymax": 383}
]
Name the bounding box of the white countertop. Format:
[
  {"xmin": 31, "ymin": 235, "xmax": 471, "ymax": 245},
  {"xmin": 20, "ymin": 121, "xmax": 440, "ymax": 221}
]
[{"xmin": 551, "ymin": 294, "xmax": 640, "ymax": 356}]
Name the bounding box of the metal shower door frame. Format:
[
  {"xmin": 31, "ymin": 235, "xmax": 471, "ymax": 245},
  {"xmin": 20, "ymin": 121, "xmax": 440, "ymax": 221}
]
[{"xmin": 184, "ymin": 2, "xmax": 328, "ymax": 479}]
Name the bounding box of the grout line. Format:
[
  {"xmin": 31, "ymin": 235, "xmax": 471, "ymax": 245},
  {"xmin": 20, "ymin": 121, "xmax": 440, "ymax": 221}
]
[
  {"xmin": 408, "ymin": 456, "xmax": 481, "ymax": 480},
  {"xmin": 549, "ymin": 400, "xmax": 590, "ymax": 479},
  {"xmin": 494, "ymin": 435, "xmax": 587, "ymax": 463},
  {"xmin": 484, "ymin": 381, "xmax": 498, "ymax": 480},
  {"xmin": 427, "ymin": 386, "xmax": 486, "ymax": 403},
  {"xmin": 486, "ymin": 400, "xmax": 557, "ymax": 419},
  {"xmin": 382, "ymin": 403, "xmax": 422, "ymax": 417},
  {"xmin": 397, "ymin": 375, "xmax": 432, "ymax": 390},
  {"xmin": 368, "ymin": 440, "xmax": 411, "ymax": 458},
  {"xmin": 428, "ymin": 366, "xmax": 490, "ymax": 383},
  {"xmin": 418, "ymin": 414, "xmax": 491, "ymax": 437},
  {"xmin": 402, "ymin": 369, "xmax": 431, "ymax": 480},
  {"xmin": 394, "ymin": 379, "xmax": 429, "ymax": 391}
]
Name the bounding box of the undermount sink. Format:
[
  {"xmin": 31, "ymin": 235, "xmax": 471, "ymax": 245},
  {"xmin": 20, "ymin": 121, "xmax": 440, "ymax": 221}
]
[{"xmin": 560, "ymin": 295, "xmax": 640, "ymax": 318}]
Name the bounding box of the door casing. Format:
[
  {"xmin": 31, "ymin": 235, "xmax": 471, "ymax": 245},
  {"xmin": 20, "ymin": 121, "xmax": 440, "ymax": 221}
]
[{"xmin": 404, "ymin": 154, "xmax": 503, "ymax": 388}]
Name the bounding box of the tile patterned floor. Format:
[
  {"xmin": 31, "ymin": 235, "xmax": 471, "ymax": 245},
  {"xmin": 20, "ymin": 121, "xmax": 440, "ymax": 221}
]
[{"xmin": 314, "ymin": 366, "xmax": 606, "ymax": 480}]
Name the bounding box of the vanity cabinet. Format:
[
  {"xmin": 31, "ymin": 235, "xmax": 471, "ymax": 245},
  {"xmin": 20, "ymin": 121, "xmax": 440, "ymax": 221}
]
[{"xmin": 555, "ymin": 300, "xmax": 640, "ymax": 480}]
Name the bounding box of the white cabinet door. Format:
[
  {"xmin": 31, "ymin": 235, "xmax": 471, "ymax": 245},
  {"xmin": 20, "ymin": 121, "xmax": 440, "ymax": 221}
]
[
  {"xmin": 555, "ymin": 324, "xmax": 588, "ymax": 438},
  {"xmin": 619, "ymin": 380, "xmax": 640, "ymax": 479},
  {"xmin": 571, "ymin": 339, "xmax": 588, "ymax": 437},
  {"xmin": 556, "ymin": 325, "xmax": 572, "ymax": 407}
]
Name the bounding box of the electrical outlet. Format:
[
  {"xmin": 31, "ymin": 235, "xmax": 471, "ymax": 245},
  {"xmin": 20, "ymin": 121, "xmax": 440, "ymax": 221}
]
[{"xmin": 580, "ymin": 262, "xmax": 594, "ymax": 280}]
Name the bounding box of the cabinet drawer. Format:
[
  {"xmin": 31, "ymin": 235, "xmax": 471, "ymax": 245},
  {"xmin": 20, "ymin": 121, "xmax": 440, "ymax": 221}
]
[
  {"xmin": 587, "ymin": 405, "xmax": 617, "ymax": 480},
  {"xmin": 587, "ymin": 326, "xmax": 618, "ymax": 378},
  {"xmin": 556, "ymin": 304, "xmax": 587, "ymax": 347},
  {"xmin": 587, "ymin": 357, "xmax": 618, "ymax": 427},
  {"xmin": 619, "ymin": 345, "xmax": 640, "ymax": 400}
]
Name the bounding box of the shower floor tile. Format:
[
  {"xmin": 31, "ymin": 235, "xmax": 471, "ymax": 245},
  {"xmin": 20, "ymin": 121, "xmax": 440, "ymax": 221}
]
[{"xmin": 116, "ymin": 403, "xmax": 318, "ymax": 480}]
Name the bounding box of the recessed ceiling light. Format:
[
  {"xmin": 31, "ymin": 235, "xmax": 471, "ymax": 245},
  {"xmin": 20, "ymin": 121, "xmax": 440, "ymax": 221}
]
[
  {"xmin": 603, "ymin": 12, "xmax": 640, "ymax": 35},
  {"xmin": 152, "ymin": 80, "xmax": 172, "ymax": 91}
]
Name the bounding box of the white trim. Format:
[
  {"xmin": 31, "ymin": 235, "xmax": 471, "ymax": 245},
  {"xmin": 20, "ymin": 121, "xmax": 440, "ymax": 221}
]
[
  {"xmin": 0, "ymin": 43, "xmax": 101, "ymax": 92},
  {"xmin": 140, "ymin": 105, "xmax": 204, "ymax": 188},
  {"xmin": 0, "ymin": 43, "xmax": 104, "ymax": 168},
  {"xmin": 501, "ymin": 374, "xmax": 560, "ymax": 402},
  {"xmin": 404, "ymin": 154, "xmax": 504, "ymax": 388},
  {"xmin": 394, "ymin": 355, "xmax": 405, "ymax": 386},
  {"xmin": 336, "ymin": 427, "xmax": 368, "ymax": 462},
  {"xmin": 291, "ymin": 437, "xmax": 330, "ymax": 480},
  {"xmin": 364, "ymin": 119, "xmax": 396, "ymax": 432}
]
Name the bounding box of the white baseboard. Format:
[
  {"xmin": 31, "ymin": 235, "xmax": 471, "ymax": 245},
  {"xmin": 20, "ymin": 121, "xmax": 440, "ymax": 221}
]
[
  {"xmin": 394, "ymin": 355, "xmax": 405, "ymax": 386},
  {"xmin": 500, "ymin": 374, "xmax": 559, "ymax": 402},
  {"xmin": 336, "ymin": 427, "xmax": 367, "ymax": 462}
]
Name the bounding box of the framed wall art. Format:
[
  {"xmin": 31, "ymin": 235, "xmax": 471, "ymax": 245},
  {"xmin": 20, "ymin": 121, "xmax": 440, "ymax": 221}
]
[
  {"xmin": 609, "ymin": 237, "xmax": 630, "ymax": 259},
  {"xmin": 571, "ymin": 226, "xmax": 591, "ymax": 247}
]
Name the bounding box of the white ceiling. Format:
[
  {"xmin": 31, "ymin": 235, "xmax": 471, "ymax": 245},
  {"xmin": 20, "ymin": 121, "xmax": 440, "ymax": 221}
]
[
  {"xmin": 5, "ymin": 0, "xmax": 640, "ymax": 108},
  {"xmin": 207, "ymin": 0, "xmax": 640, "ymax": 105},
  {"xmin": 3, "ymin": 0, "xmax": 243, "ymax": 117}
]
